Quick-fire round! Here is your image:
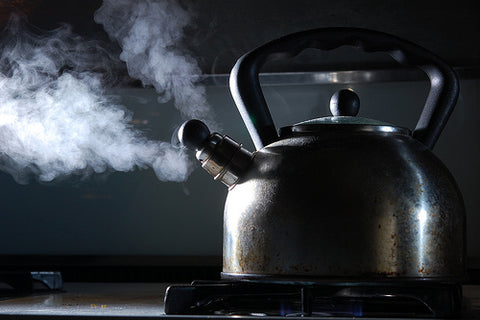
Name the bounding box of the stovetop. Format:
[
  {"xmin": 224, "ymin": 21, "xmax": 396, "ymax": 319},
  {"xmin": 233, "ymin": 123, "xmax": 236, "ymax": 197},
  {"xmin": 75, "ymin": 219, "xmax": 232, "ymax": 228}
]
[{"xmin": 0, "ymin": 282, "xmax": 478, "ymax": 319}]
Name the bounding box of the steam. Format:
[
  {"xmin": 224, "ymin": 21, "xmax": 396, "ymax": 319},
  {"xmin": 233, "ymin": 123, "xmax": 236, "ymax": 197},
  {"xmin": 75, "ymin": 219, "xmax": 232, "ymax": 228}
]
[
  {"xmin": 0, "ymin": 9, "xmax": 206, "ymax": 184},
  {"xmin": 94, "ymin": 0, "xmax": 212, "ymax": 123}
]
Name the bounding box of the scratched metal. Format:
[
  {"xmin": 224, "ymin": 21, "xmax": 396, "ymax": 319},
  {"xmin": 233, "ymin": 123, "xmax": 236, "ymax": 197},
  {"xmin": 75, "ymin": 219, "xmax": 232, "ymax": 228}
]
[{"xmin": 222, "ymin": 131, "xmax": 465, "ymax": 281}]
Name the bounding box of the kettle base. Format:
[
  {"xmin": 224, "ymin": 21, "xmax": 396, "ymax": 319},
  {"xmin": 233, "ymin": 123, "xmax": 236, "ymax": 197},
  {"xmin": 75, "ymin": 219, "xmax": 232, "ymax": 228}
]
[{"xmin": 221, "ymin": 271, "xmax": 465, "ymax": 285}]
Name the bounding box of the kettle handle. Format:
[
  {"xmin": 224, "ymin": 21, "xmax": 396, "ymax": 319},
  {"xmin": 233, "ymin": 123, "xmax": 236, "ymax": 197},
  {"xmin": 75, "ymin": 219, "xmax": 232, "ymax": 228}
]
[{"xmin": 230, "ymin": 27, "xmax": 459, "ymax": 150}]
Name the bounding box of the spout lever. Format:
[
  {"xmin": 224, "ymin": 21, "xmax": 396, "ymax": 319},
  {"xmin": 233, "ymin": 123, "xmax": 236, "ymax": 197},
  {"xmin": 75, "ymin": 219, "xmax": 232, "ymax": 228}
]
[{"xmin": 178, "ymin": 119, "xmax": 211, "ymax": 151}]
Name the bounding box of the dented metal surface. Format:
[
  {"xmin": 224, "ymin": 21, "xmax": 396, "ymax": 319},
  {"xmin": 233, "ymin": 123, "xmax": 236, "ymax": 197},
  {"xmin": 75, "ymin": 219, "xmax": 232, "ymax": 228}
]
[{"xmin": 222, "ymin": 132, "xmax": 466, "ymax": 281}]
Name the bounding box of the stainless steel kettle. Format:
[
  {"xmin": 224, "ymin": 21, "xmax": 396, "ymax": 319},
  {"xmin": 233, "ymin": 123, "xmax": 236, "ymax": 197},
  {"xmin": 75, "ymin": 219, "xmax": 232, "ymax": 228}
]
[{"xmin": 179, "ymin": 28, "xmax": 465, "ymax": 282}]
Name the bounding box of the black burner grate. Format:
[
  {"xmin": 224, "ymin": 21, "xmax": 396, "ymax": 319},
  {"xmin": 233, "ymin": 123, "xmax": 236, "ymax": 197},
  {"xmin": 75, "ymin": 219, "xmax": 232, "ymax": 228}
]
[{"xmin": 164, "ymin": 280, "xmax": 462, "ymax": 318}]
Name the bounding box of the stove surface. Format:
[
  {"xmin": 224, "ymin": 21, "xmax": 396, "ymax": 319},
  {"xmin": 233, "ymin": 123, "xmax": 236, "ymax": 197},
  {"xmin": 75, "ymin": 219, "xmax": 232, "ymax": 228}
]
[{"xmin": 0, "ymin": 282, "xmax": 478, "ymax": 319}]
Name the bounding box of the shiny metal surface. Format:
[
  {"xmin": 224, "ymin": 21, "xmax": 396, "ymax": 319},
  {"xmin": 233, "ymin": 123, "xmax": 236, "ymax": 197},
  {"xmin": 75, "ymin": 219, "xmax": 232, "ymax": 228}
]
[
  {"xmin": 196, "ymin": 133, "xmax": 253, "ymax": 188},
  {"xmin": 280, "ymin": 122, "xmax": 411, "ymax": 137},
  {"xmin": 199, "ymin": 66, "xmax": 480, "ymax": 87},
  {"xmin": 222, "ymin": 131, "xmax": 465, "ymax": 280}
]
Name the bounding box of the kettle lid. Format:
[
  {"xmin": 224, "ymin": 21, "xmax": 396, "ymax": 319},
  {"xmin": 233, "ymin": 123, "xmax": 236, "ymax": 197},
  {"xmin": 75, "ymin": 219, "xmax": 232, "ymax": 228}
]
[{"xmin": 279, "ymin": 89, "xmax": 411, "ymax": 138}]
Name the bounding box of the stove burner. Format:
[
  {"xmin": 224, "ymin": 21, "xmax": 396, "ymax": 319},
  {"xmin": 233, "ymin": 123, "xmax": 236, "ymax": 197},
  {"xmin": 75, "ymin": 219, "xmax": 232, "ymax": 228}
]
[
  {"xmin": 0, "ymin": 271, "xmax": 63, "ymax": 292},
  {"xmin": 164, "ymin": 281, "xmax": 462, "ymax": 318}
]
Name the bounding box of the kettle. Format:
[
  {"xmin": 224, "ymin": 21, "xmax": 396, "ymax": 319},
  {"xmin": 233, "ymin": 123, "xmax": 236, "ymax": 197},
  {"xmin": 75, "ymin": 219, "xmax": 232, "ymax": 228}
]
[{"xmin": 179, "ymin": 28, "xmax": 465, "ymax": 282}]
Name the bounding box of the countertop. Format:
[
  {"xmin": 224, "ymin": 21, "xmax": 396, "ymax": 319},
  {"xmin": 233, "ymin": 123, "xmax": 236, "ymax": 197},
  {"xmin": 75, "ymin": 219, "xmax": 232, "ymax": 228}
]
[
  {"xmin": 0, "ymin": 283, "xmax": 479, "ymax": 319},
  {"xmin": 0, "ymin": 283, "xmax": 168, "ymax": 319}
]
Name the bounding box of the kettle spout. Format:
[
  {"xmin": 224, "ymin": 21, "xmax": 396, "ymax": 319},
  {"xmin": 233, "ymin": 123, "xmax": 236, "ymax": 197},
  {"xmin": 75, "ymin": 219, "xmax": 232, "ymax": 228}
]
[{"xmin": 178, "ymin": 120, "xmax": 253, "ymax": 187}]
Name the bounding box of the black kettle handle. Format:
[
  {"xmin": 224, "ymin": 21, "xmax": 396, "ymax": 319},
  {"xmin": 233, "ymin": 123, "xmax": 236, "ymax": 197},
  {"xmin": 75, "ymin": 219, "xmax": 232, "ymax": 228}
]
[{"xmin": 229, "ymin": 27, "xmax": 459, "ymax": 150}]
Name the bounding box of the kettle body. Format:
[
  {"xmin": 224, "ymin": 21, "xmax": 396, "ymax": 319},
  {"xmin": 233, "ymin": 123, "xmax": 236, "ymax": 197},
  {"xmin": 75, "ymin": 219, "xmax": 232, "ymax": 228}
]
[{"xmin": 222, "ymin": 130, "xmax": 465, "ymax": 281}]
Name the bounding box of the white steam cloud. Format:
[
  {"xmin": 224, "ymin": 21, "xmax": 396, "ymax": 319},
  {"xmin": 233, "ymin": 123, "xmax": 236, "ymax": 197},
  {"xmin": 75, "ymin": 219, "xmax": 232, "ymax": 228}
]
[
  {"xmin": 0, "ymin": 4, "xmax": 210, "ymax": 184},
  {"xmin": 94, "ymin": 0, "xmax": 213, "ymax": 123}
]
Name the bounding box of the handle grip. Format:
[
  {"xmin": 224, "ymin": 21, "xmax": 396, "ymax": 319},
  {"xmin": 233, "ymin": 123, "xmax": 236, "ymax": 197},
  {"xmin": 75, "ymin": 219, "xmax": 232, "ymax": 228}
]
[{"xmin": 229, "ymin": 27, "xmax": 459, "ymax": 150}]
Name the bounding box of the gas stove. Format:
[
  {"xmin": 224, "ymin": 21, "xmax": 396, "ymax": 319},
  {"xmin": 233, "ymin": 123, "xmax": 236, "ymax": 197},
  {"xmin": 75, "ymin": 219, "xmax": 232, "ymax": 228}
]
[
  {"xmin": 165, "ymin": 280, "xmax": 464, "ymax": 318},
  {"xmin": 0, "ymin": 281, "xmax": 478, "ymax": 319}
]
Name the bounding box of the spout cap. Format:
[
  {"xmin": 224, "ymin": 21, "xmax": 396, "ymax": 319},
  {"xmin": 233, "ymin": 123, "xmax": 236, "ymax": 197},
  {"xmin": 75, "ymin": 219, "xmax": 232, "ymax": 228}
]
[{"xmin": 178, "ymin": 119, "xmax": 211, "ymax": 150}]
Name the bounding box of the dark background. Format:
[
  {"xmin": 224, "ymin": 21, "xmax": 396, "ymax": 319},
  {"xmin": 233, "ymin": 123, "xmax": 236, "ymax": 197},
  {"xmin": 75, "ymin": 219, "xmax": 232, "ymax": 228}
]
[
  {"xmin": 1, "ymin": 0, "xmax": 479, "ymax": 73},
  {"xmin": 0, "ymin": 0, "xmax": 478, "ymax": 283}
]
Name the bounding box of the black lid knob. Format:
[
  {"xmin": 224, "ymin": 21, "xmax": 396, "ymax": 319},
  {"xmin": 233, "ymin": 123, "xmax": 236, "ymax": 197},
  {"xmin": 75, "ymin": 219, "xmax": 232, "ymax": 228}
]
[
  {"xmin": 177, "ymin": 119, "xmax": 211, "ymax": 150},
  {"xmin": 330, "ymin": 89, "xmax": 360, "ymax": 116}
]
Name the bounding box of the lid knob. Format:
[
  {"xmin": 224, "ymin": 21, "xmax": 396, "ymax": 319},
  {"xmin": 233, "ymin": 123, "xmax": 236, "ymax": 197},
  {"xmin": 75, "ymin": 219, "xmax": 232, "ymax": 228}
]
[{"xmin": 329, "ymin": 89, "xmax": 360, "ymax": 117}]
